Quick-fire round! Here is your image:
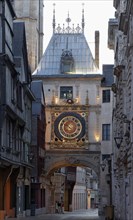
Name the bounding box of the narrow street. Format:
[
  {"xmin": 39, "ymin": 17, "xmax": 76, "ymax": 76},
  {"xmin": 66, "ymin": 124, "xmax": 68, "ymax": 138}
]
[
  {"xmin": 10, "ymin": 209, "xmax": 104, "ymax": 220},
  {"xmin": 39, "ymin": 209, "xmax": 99, "ymax": 220}
]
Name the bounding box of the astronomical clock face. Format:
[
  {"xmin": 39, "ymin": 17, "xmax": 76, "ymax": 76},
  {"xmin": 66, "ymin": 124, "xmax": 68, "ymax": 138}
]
[
  {"xmin": 54, "ymin": 112, "xmax": 85, "ymax": 141},
  {"xmin": 59, "ymin": 116, "xmax": 82, "ymax": 139}
]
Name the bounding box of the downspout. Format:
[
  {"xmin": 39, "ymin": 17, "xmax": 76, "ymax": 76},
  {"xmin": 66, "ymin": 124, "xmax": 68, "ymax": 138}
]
[{"xmin": 38, "ymin": 0, "xmax": 41, "ymax": 63}]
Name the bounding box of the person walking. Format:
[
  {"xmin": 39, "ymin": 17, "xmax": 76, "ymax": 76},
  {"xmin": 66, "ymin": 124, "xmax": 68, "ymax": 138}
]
[
  {"xmin": 61, "ymin": 197, "xmax": 64, "ymax": 214},
  {"xmin": 55, "ymin": 201, "xmax": 58, "ymax": 213},
  {"xmin": 58, "ymin": 201, "xmax": 61, "ymax": 213}
]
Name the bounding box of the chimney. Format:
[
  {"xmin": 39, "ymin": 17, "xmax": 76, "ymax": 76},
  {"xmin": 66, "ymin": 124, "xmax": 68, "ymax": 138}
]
[{"xmin": 95, "ymin": 31, "xmax": 100, "ymax": 69}]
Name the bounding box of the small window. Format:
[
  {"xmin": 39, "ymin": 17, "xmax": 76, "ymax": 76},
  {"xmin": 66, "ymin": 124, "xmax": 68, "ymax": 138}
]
[
  {"xmin": 11, "ymin": 76, "xmax": 16, "ymax": 103},
  {"xmin": 60, "ymin": 86, "xmax": 73, "ymax": 99},
  {"xmin": 6, "ymin": 118, "xmax": 12, "ymax": 148},
  {"xmin": 102, "ymin": 90, "xmax": 110, "ymax": 103},
  {"xmin": 102, "ymin": 124, "xmax": 110, "ymax": 141},
  {"xmin": 16, "ymin": 82, "xmax": 22, "ymax": 109}
]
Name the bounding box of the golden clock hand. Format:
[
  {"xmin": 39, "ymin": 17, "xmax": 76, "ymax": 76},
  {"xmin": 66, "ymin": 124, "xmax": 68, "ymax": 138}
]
[
  {"xmin": 65, "ymin": 124, "xmax": 73, "ymax": 131},
  {"xmin": 67, "ymin": 126, "xmax": 72, "ymax": 131}
]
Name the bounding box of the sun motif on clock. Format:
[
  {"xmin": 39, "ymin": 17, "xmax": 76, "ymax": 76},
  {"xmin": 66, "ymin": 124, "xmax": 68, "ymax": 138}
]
[
  {"xmin": 59, "ymin": 116, "xmax": 82, "ymax": 139},
  {"xmin": 54, "ymin": 112, "xmax": 85, "ymax": 141}
]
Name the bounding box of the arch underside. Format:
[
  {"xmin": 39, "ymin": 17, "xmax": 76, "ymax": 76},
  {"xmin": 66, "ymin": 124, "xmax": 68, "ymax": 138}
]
[{"xmin": 44, "ymin": 151, "xmax": 100, "ymax": 178}]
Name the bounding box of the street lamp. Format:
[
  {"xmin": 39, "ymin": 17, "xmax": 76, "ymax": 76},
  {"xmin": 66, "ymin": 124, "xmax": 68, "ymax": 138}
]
[
  {"xmin": 100, "ymin": 155, "xmax": 110, "ymax": 172},
  {"xmin": 27, "ymin": 152, "xmax": 34, "ymax": 161},
  {"xmin": 100, "ymin": 162, "xmax": 106, "ymax": 172},
  {"xmin": 114, "ymin": 137, "xmax": 123, "ymax": 149}
]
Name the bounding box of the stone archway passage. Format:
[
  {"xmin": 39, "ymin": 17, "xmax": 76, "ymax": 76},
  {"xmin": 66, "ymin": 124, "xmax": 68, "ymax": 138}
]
[
  {"xmin": 44, "ymin": 150, "xmax": 100, "ymax": 178},
  {"xmin": 43, "ymin": 150, "xmax": 101, "ymax": 214}
]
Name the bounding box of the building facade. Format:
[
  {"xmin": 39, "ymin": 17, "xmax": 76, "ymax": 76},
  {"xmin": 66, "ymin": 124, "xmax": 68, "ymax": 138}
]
[
  {"xmin": 11, "ymin": 0, "xmax": 44, "ymax": 72},
  {"xmin": 0, "ymin": 1, "xmax": 34, "ymax": 219},
  {"xmin": 31, "ymin": 80, "xmax": 46, "ymax": 215},
  {"xmin": 100, "ymin": 64, "xmax": 114, "ymax": 209},
  {"xmin": 108, "ymin": 0, "xmax": 133, "ymax": 219}
]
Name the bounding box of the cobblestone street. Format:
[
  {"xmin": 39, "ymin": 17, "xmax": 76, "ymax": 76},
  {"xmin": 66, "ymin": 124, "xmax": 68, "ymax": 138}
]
[{"xmin": 10, "ymin": 209, "xmax": 105, "ymax": 220}]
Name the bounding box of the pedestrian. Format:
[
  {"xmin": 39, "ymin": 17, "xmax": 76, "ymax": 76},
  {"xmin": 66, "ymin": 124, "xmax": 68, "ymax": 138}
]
[
  {"xmin": 55, "ymin": 201, "xmax": 58, "ymax": 213},
  {"xmin": 61, "ymin": 197, "xmax": 64, "ymax": 213},
  {"xmin": 58, "ymin": 201, "xmax": 61, "ymax": 213},
  {"xmin": 61, "ymin": 201, "xmax": 64, "ymax": 213}
]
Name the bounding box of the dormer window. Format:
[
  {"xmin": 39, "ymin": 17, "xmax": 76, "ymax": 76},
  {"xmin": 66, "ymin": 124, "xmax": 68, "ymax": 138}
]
[{"xmin": 60, "ymin": 50, "xmax": 75, "ymax": 74}]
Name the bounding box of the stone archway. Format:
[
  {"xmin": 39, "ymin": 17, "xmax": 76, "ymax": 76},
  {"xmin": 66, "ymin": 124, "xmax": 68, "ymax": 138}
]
[
  {"xmin": 45, "ymin": 150, "xmax": 100, "ymax": 178},
  {"xmin": 44, "ymin": 150, "xmax": 101, "ymax": 213}
]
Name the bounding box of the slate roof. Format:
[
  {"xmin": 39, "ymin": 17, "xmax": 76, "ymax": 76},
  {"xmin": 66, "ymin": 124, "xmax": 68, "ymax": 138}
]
[
  {"xmin": 101, "ymin": 65, "xmax": 114, "ymax": 87},
  {"xmin": 13, "ymin": 22, "xmax": 26, "ymax": 57},
  {"xmin": 33, "ymin": 32, "xmax": 98, "ymax": 76},
  {"xmin": 31, "ymin": 80, "xmax": 45, "ymax": 115},
  {"xmin": 13, "ymin": 21, "xmax": 30, "ymax": 81}
]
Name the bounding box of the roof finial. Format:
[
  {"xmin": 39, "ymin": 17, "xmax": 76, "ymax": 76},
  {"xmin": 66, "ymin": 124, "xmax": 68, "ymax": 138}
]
[
  {"xmin": 66, "ymin": 11, "xmax": 71, "ymax": 27},
  {"xmin": 53, "ymin": 3, "xmax": 56, "ymax": 33},
  {"xmin": 82, "ymin": 3, "xmax": 85, "ymax": 33}
]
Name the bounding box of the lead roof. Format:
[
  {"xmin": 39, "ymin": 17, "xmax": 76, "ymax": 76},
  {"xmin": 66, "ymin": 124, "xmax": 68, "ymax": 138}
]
[{"xmin": 33, "ymin": 12, "xmax": 99, "ymax": 76}]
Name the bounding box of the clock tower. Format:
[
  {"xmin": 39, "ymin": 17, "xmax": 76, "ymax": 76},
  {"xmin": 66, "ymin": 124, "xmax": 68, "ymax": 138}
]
[{"xmin": 32, "ymin": 6, "xmax": 105, "ymax": 213}]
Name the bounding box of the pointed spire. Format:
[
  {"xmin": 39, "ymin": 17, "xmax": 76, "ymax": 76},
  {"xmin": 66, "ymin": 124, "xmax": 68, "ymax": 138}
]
[
  {"xmin": 52, "ymin": 3, "xmax": 56, "ymax": 33},
  {"xmin": 82, "ymin": 3, "xmax": 85, "ymax": 33},
  {"xmin": 66, "ymin": 37, "xmax": 68, "ymax": 49}
]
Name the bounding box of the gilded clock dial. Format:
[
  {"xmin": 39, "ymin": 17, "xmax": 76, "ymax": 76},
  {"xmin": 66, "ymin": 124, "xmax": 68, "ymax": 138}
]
[
  {"xmin": 58, "ymin": 116, "xmax": 82, "ymax": 139},
  {"xmin": 54, "ymin": 112, "xmax": 86, "ymax": 141}
]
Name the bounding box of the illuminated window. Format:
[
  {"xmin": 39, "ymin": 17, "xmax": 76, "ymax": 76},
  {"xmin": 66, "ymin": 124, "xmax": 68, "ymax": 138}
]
[{"xmin": 60, "ymin": 86, "xmax": 73, "ymax": 99}]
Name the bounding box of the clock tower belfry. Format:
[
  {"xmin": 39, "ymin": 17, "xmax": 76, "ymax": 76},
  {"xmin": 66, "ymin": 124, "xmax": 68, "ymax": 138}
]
[{"xmin": 32, "ymin": 2, "xmax": 102, "ymax": 172}]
